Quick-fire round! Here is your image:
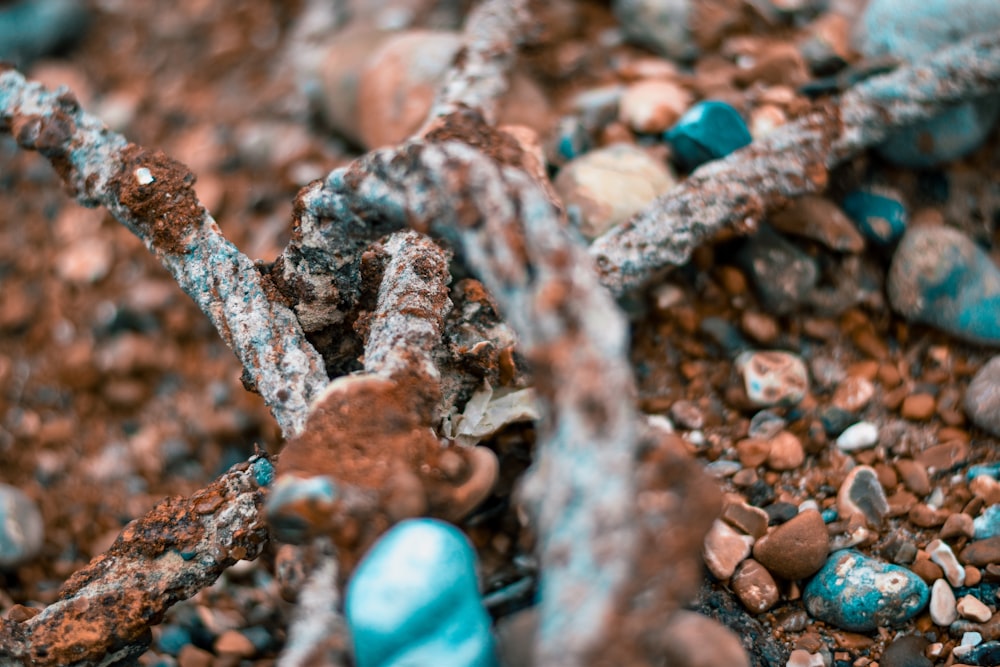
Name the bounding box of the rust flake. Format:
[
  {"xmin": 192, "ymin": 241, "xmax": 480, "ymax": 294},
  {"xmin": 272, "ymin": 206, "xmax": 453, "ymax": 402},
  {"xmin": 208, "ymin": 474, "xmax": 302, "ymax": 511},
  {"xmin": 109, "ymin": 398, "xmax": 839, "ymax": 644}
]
[{"xmin": 107, "ymin": 143, "xmax": 205, "ymax": 254}]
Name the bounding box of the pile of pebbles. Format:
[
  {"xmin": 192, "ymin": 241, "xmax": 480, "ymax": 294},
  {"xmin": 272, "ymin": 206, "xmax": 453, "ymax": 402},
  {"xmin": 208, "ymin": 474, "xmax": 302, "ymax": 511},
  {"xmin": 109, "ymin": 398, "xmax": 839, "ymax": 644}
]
[
  {"xmin": 1, "ymin": 0, "xmax": 1000, "ymax": 665},
  {"xmin": 296, "ymin": 0, "xmax": 1000, "ymax": 664}
]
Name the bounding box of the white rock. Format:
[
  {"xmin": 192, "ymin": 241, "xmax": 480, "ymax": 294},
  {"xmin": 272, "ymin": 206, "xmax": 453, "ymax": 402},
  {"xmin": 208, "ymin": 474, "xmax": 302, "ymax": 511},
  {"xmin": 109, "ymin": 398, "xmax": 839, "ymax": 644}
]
[
  {"xmin": 786, "ymin": 649, "xmax": 825, "ymax": 667},
  {"xmin": 554, "ymin": 143, "xmax": 676, "ymax": 240},
  {"xmin": 927, "ymin": 538, "xmax": 965, "ymax": 588},
  {"xmin": 836, "ymin": 422, "xmax": 879, "ymax": 451},
  {"xmin": 929, "ymin": 578, "xmax": 957, "ymax": 626},
  {"xmin": 619, "ymin": 79, "xmax": 691, "ymax": 134},
  {"xmin": 957, "ymin": 594, "xmax": 993, "ymax": 623}
]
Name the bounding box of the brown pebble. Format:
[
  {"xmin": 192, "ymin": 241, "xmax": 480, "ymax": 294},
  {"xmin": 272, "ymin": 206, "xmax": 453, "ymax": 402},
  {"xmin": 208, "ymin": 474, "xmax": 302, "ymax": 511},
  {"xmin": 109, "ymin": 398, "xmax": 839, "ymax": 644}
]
[
  {"xmin": 961, "ymin": 537, "xmax": 1000, "ymax": 566},
  {"xmin": 740, "ymin": 310, "xmax": 779, "ymax": 344},
  {"xmin": 660, "ymin": 610, "xmax": 751, "ymax": 667},
  {"xmin": 882, "ymin": 385, "xmax": 909, "ymax": 410},
  {"xmin": 721, "ymin": 497, "xmax": 770, "ymax": 539},
  {"xmin": 874, "ymin": 463, "xmax": 899, "ymax": 491},
  {"xmin": 895, "ymin": 459, "xmax": 931, "ymax": 497},
  {"xmin": 215, "ymin": 630, "xmax": 255, "ymax": 657},
  {"xmin": 753, "ymin": 509, "xmax": 829, "ymax": 580},
  {"xmin": 941, "ymin": 513, "xmax": 976, "ymax": 540},
  {"xmin": 966, "ymin": 565, "xmax": 983, "ymax": 587},
  {"xmin": 795, "ymin": 630, "xmax": 825, "ymax": 653},
  {"xmin": 846, "ymin": 359, "xmax": 880, "ymax": 381},
  {"xmin": 767, "ymin": 431, "xmax": 805, "ymax": 471},
  {"xmin": 737, "ymin": 438, "xmax": 771, "ymax": 468},
  {"xmin": 916, "ymin": 441, "xmax": 970, "ymax": 473},
  {"xmin": 732, "ymin": 558, "xmax": 780, "ymax": 613},
  {"xmin": 910, "ymin": 551, "xmax": 945, "ymax": 583},
  {"xmin": 881, "ymin": 634, "xmax": 931, "ymax": 667},
  {"xmin": 878, "ymin": 362, "xmax": 902, "ymax": 388},
  {"xmin": 832, "ymin": 631, "xmax": 875, "ymax": 650},
  {"xmin": 177, "ymin": 645, "xmax": 214, "ymax": 667},
  {"xmin": 832, "ymin": 376, "xmax": 875, "ymax": 413},
  {"xmin": 887, "ymin": 489, "xmax": 918, "ymax": 516},
  {"xmin": 908, "ymin": 503, "xmax": 950, "ymax": 528},
  {"xmin": 901, "ymin": 394, "xmax": 937, "ymax": 421},
  {"xmin": 6, "ymin": 605, "xmax": 39, "ymax": 622}
]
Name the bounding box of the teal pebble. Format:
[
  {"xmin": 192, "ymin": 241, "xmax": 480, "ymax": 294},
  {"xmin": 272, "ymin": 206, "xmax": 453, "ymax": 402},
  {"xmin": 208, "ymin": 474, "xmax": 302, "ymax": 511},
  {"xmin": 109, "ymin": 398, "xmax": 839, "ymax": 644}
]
[
  {"xmin": 968, "ymin": 463, "xmax": 1000, "ymax": 481},
  {"xmin": 803, "ymin": 550, "xmax": 928, "ymax": 632},
  {"xmin": 842, "ymin": 190, "xmax": 907, "ymax": 246},
  {"xmin": 973, "ymin": 505, "xmax": 1000, "ymax": 540},
  {"xmin": 664, "ymin": 101, "xmax": 752, "ymax": 172},
  {"xmin": 853, "ymin": 0, "xmax": 1000, "ymax": 167},
  {"xmin": 345, "ymin": 519, "xmax": 498, "ymax": 667},
  {"xmin": 887, "ymin": 225, "xmax": 1000, "ymax": 346}
]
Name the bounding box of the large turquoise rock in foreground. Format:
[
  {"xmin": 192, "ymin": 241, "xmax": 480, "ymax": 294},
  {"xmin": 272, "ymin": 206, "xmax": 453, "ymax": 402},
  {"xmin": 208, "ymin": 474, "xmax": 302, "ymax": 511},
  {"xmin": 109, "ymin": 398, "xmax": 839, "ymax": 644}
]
[
  {"xmin": 345, "ymin": 519, "xmax": 498, "ymax": 667},
  {"xmin": 887, "ymin": 226, "xmax": 1000, "ymax": 347},
  {"xmin": 803, "ymin": 550, "xmax": 928, "ymax": 632},
  {"xmin": 853, "ymin": 0, "xmax": 1000, "ymax": 167}
]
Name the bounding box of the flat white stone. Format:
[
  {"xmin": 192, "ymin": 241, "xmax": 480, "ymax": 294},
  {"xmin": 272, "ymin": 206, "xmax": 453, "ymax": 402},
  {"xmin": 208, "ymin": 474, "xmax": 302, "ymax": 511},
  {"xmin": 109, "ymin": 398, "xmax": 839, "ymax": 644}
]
[{"xmin": 957, "ymin": 594, "xmax": 993, "ymax": 623}]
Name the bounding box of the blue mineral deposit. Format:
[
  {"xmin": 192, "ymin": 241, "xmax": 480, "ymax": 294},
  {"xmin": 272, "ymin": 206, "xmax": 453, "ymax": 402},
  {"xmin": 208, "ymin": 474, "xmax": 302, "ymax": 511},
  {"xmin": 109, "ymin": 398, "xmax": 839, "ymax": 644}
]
[
  {"xmin": 251, "ymin": 457, "xmax": 275, "ymax": 487},
  {"xmin": 664, "ymin": 101, "xmax": 752, "ymax": 172},
  {"xmin": 345, "ymin": 519, "xmax": 499, "ymax": 667},
  {"xmin": 803, "ymin": 550, "xmax": 928, "ymax": 632}
]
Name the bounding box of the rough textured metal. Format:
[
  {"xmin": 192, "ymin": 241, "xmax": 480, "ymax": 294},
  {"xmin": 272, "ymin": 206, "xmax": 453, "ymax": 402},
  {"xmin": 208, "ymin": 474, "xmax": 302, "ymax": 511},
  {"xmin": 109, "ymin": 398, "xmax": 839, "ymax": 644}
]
[
  {"xmin": 0, "ymin": 69, "xmax": 329, "ymax": 438},
  {"xmin": 589, "ymin": 30, "xmax": 1000, "ymax": 297}
]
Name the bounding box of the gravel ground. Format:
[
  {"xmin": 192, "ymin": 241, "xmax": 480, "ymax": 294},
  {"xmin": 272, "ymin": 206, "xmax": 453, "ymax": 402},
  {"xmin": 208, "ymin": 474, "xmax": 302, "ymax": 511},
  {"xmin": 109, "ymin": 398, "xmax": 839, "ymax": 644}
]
[{"xmin": 1, "ymin": 1, "xmax": 999, "ymax": 666}]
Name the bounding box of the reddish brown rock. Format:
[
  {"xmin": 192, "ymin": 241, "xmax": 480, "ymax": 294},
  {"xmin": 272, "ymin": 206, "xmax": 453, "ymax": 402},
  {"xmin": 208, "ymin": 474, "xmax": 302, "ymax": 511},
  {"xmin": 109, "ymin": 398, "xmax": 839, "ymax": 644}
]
[
  {"xmin": 895, "ymin": 459, "xmax": 931, "ymax": 497},
  {"xmin": 941, "ymin": 512, "xmax": 976, "ymax": 540},
  {"xmin": 961, "ymin": 537, "xmax": 1000, "ymax": 567},
  {"xmin": 736, "ymin": 438, "xmax": 771, "ymax": 468},
  {"xmin": 901, "ymin": 394, "xmax": 936, "ymax": 421},
  {"xmin": 721, "ymin": 497, "xmax": 770, "ymax": 539},
  {"xmin": 731, "ymin": 558, "xmax": 780, "ymax": 614},
  {"xmin": 916, "ymin": 441, "xmax": 970, "ymax": 473},
  {"xmin": 910, "ymin": 551, "xmax": 945, "ymax": 583},
  {"xmin": 767, "ymin": 431, "xmax": 805, "ymax": 471},
  {"xmin": 753, "ymin": 509, "xmax": 829, "ymax": 580},
  {"xmin": 831, "ymin": 376, "xmax": 876, "ymax": 413},
  {"xmin": 215, "ymin": 630, "xmax": 255, "ymax": 657},
  {"xmin": 909, "ymin": 503, "xmax": 950, "ymax": 528}
]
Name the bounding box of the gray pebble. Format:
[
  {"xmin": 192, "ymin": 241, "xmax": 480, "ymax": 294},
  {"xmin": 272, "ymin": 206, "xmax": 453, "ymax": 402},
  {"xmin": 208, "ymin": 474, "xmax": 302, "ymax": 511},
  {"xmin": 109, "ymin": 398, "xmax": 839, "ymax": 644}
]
[
  {"xmin": 966, "ymin": 356, "xmax": 1000, "ymax": 437},
  {"xmin": 613, "ymin": 0, "xmax": 697, "ymax": 61},
  {"xmin": 880, "ymin": 634, "xmax": 931, "ymax": 667},
  {"xmin": 0, "ymin": 483, "xmax": 44, "ymax": 568},
  {"xmin": 738, "ymin": 226, "xmax": 818, "ymax": 315}
]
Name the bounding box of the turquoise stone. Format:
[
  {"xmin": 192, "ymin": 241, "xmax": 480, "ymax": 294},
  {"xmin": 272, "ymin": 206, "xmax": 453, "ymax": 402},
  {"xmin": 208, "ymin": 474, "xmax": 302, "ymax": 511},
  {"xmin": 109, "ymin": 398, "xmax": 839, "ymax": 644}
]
[
  {"xmin": 842, "ymin": 190, "xmax": 906, "ymax": 247},
  {"xmin": 664, "ymin": 101, "xmax": 752, "ymax": 172},
  {"xmin": 887, "ymin": 225, "xmax": 1000, "ymax": 347},
  {"xmin": 346, "ymin": 519, "xmax": 499, "ymax": 667},
  {"xmin": 853, "ymin": 0, "xmax": 1000, "ymax": 167},
  {"xmin": 803, "ymin": 550, "xmax": 928, "ymax": 632}
]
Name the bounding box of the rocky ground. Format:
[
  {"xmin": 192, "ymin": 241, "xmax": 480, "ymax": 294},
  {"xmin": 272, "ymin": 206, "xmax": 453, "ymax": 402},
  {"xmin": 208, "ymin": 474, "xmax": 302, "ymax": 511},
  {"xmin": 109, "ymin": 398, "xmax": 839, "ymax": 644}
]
[{"xmin": 1, "ymin": 0, "xmax": 1000, "ymax": 666}]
